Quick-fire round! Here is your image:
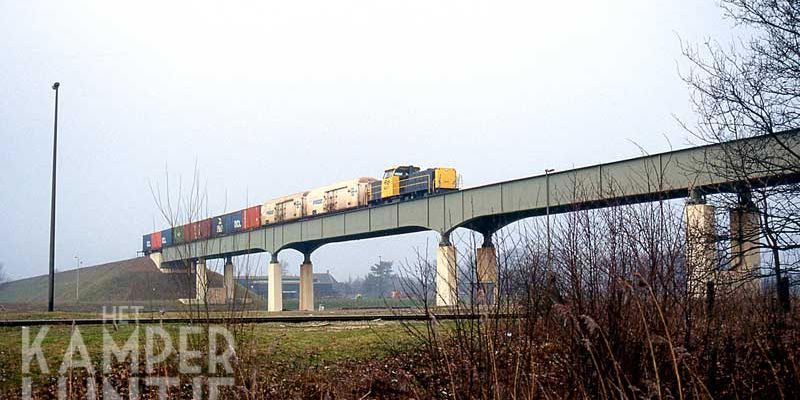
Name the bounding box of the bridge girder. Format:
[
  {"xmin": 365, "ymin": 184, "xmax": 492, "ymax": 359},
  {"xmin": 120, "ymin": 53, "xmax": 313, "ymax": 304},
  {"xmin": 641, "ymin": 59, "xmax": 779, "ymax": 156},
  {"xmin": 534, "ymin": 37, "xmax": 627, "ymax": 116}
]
[{"xmin": 159, "ymin": 129, "xmax": 800, "ymax": 264}]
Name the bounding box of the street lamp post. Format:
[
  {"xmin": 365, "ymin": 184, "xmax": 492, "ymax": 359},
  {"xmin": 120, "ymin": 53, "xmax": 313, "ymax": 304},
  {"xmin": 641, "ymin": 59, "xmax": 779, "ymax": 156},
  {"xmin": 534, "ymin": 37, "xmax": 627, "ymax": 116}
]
[
  {"xmin": 545, "ymin": 168, "xmax": 555, "ymax": 270},
  {"xmin": 74, "ymin": 255, "xmax": 81, "ymax": 302},
  {"xmin": 48, "ymin": 82, "xmax": 60, "ymax": 312}
]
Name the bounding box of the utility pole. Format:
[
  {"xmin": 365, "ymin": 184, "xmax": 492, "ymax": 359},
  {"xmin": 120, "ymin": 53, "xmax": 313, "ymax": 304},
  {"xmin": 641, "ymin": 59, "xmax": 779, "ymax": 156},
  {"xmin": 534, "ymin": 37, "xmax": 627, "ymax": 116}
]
[
  {"xmin": 48, "ymin": 82, "xmax": 60, "ymax": 312},
  {"xmin": 545, "ymin": 168, "xmax": 555, "ymax": 270}
]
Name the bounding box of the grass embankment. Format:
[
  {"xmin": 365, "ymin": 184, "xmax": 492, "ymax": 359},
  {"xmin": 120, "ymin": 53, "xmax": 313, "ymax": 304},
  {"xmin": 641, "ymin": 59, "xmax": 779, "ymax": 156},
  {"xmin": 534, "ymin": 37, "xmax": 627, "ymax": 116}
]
[
  {"xmin": 0, "ymin": 258, "xmax": 190, "ymax": 304},
  {"xmin": 0, "ymin": 257, "xmax": 264, "ymax": 310}
]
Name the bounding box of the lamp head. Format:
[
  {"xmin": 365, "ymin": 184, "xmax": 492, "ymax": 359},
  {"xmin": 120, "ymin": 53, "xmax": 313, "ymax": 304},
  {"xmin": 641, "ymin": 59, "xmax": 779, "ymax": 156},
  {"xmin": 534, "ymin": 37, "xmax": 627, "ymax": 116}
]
[{"xmin": 52, "ymin": 82, "xmax": 60, "ymax": 90}]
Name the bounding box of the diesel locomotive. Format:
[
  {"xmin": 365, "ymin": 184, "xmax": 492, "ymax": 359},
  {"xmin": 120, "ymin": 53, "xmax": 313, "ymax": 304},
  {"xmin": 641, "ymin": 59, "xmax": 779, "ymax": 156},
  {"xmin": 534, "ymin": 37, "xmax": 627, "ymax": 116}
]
[
  {"xmin": 370, "ymin": 165, "xmax": 457, "ymax": 205},
  {"xmin": 142, "ymin": 165, "xmax": 458, "ymax": 253}
]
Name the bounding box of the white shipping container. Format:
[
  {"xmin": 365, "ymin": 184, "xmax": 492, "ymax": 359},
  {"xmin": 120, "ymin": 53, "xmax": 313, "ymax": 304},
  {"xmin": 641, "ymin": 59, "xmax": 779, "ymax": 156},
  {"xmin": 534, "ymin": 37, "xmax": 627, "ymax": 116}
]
[
  {"xmin": 261, "ymin": 177, "xmax": 377, "ymax": 225},
  {"xmin": 305, "ymin": 177, "xmax": 376, "ymax": 216},
  {"xmin": 261, "ymin": 192, "xmax": 307, "ymax": 224}
]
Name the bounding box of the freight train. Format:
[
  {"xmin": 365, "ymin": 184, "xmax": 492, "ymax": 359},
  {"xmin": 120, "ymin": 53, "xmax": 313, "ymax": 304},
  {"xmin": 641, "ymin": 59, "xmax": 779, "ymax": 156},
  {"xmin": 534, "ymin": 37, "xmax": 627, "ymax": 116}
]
[{"xmin": 142, "ymin": 166, "xmax": 458, "ymax": 253}]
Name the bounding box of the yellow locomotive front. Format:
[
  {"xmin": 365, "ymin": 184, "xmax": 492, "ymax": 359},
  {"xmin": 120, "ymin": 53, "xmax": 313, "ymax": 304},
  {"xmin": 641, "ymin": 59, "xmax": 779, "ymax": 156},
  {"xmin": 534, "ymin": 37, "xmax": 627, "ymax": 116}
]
[{"xmin": 369, "ymin": 165, "xmax": 459, "ymax": 205}]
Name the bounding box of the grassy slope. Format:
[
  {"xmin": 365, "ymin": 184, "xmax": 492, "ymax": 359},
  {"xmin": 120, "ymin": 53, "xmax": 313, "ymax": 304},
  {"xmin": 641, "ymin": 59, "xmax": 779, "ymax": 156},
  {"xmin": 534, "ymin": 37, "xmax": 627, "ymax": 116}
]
[{"xmin": 0, "ymin": 257, "xmax": 263, "ymax": 308}]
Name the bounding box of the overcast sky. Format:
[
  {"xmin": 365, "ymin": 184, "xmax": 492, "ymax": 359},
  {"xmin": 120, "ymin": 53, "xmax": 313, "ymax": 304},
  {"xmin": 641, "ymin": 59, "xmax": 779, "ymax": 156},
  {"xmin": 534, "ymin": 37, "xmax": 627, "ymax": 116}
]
[{"xmin": 0, "ymin": 1, "xmax": 740, "ymax": 280}]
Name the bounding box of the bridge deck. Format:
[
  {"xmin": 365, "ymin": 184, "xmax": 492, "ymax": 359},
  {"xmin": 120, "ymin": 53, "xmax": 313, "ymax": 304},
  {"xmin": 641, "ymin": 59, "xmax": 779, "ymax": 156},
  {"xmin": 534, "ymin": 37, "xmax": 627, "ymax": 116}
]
[{"xmin": 161, "ymin": 130, "xmax": 800, "ymax": 263}]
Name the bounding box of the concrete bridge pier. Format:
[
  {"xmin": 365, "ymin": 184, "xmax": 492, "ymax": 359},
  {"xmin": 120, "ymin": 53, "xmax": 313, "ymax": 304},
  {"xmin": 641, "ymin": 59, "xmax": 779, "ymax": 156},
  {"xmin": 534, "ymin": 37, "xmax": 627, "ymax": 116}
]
[
  {"xmin": 729, "ymin": 192, "xmax": 761, "ymax": 291},
  {"xmin": 268, "ymin": 253, "xmax": 283, "ymax": 312},
  {"xmin": 224, "ymin": 257, "xmax": 234, "ymax": 303},
  {"xmin": 436, "ymin": 234, "xmax": 458, "ymax": 307},
  {"xmin": 476, "ymin": 233, "xmax": 498, "ymax": 305},
  {"xmin": 299, "ymin": 252, "xmax": 314, "ymax": 311},
  {"xmin": 685, "ymin": 190, "xmax": 717, "ymax": 298},
  {"xmin": 195, "ymin": 259, "xmax": 208, "ymax": 302}
]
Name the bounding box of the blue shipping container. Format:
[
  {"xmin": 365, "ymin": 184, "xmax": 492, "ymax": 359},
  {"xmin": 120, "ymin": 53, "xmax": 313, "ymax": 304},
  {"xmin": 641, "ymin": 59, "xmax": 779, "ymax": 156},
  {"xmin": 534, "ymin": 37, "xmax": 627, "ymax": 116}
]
[
  {"xmin": 142, "ymin": 234, "xmax": 152, "ymax": 252},
  {"xmin": 225, "ymin": 211, "xmax": 244, "ymax": 234},
  {"xmin": 161, "ymin": 228, "xmax": 173, "ymax": 247},
  {"xmin": 211, "ymin": 211, "xmax": 243, "ymax": 236},
  {"xmin": 212, "ymin": 216, "xmax": 224, "ymax": 236}
]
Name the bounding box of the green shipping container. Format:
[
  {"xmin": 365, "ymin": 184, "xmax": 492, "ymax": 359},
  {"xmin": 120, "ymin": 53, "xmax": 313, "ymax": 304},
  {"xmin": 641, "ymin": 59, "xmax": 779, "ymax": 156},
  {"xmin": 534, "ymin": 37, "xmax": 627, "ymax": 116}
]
[{"xmin": 173, "ymin": 225, "xmax": 186, "ymax": 244}]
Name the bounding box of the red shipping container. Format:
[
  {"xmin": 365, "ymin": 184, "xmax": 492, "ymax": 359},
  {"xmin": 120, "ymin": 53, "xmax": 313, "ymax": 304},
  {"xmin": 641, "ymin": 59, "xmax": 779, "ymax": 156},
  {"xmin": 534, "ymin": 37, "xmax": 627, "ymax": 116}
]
[
  {"xmin": 183, "ymin": 223, "xmax": 195, "ymax": 242},
  {"xmin": 198, "ymin": 219, "xmax": 212, "ymax": 239},
  {"xmin": 184, "ymin": 220, "xmax": 212, "ymax": 241},
  {"xmin": 243, "ymin": 205, "xmax": 262, "ymax": 230},
  {"xmin": 152, "ymin": 231, "xmax": 162, "ymax": 250}
]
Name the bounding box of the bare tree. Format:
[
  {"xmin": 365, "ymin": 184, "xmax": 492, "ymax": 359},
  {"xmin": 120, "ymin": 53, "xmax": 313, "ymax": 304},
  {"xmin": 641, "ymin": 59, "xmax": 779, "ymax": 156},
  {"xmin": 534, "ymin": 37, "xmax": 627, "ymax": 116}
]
[{"xmin": 681, "ymin": 0, "xmax": 800, "ymax": 311}]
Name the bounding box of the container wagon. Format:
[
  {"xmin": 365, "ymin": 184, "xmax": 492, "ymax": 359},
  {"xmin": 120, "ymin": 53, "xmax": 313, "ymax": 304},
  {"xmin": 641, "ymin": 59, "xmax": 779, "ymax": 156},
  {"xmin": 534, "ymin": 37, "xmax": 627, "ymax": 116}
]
[{"xmin": 143, "ymin": 166, "xmax": 457, "ymax": 254}]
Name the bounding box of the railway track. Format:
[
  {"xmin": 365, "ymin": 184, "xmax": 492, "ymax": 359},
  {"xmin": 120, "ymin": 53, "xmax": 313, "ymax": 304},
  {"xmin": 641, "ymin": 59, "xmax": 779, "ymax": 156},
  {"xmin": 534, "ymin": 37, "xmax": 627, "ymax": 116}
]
[{"xmin": 0, "ymin": 313, "xmax": 518, "ymax": 327}]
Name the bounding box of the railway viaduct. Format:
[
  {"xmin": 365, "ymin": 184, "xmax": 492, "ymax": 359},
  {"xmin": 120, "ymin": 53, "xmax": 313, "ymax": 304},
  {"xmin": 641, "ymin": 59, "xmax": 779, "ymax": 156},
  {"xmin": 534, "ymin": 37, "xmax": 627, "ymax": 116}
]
[{"xmin": 150, "ymin": 129, "xmax": 800, "ymax": 312}]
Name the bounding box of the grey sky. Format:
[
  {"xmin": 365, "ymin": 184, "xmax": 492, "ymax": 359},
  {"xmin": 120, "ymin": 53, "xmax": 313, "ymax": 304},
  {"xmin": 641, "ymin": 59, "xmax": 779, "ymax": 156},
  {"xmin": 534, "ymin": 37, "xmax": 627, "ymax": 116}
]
[{"xmin": 0, "ymin": 1, "xmax": 738, "ymax": 280}]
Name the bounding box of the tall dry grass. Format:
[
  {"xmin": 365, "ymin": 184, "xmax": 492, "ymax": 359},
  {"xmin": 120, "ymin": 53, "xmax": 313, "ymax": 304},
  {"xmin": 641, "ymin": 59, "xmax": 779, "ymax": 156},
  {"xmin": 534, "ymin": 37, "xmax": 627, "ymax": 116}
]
[{"xmin": 382, "ymin": 198, "xmax": 797, "ymax": 399}]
